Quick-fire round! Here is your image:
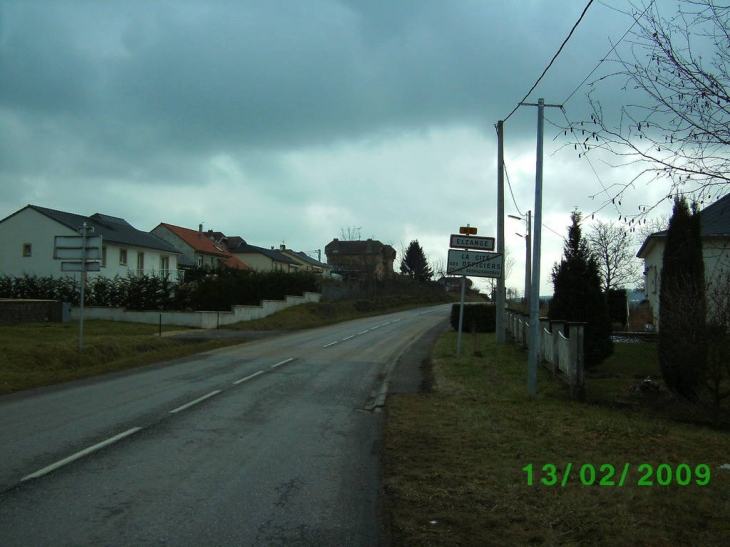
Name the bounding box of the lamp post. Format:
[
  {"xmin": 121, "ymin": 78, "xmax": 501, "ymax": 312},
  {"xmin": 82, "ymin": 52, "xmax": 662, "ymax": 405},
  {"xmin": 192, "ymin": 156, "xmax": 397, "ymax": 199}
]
[{"xmin": 508, "ymin": 211, "xmax": 531, "ymax": 310}]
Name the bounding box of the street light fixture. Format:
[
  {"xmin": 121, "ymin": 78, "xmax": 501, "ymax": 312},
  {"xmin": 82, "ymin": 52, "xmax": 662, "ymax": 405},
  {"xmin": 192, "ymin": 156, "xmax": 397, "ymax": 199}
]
[{"xmin": 508, "ymin": 211, "xmax": 531, "ymax": 310}]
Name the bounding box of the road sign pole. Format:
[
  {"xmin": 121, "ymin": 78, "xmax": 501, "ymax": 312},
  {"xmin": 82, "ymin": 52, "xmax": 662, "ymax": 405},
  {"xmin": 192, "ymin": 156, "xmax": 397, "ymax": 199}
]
[
  {"xmin": 456, "ymin": 275, "xmax": 466, "ymax": 358},
  {"xmin": 78, "ymin": 222, "xmax": 87, "ymax": 354}
]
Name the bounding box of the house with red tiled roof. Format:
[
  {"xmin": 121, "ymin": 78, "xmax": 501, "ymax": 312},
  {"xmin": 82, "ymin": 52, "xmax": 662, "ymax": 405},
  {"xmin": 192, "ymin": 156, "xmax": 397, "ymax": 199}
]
[{"xmin": 151, "ymin": 223, "xmax": 250, "ymax": 271}]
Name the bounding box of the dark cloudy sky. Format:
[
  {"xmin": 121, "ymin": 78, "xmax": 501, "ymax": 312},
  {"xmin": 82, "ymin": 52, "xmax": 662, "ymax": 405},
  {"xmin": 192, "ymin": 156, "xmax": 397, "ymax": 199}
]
[{"xmin": 0, "ymin": 0, "xmax": 678, "ymax": 293}]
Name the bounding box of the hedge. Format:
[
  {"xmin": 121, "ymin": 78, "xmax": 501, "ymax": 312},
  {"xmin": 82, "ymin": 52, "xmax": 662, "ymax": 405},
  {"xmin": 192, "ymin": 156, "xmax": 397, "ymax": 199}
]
[{"xmin": 450, "ymin": 303, "xmax": 496, "ymax": 333}]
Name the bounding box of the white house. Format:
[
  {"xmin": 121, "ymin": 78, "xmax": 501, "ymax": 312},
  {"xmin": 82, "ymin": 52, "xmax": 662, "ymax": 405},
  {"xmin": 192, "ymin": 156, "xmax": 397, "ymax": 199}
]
[
  {"xmin": 637, "ymin": 194, "xmax": 730, "ymax": 327},
  {"xmin": 0, "ymin": 205, "xmax": 181, "ymax": 281}
]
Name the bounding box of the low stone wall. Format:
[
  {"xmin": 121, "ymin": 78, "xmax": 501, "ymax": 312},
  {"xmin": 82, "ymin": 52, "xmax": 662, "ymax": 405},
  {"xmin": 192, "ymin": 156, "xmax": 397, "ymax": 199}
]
[
  {"xmin": 69, "ymin": 292, "xmax": 321, "ymax": 329},
  {"xmin": 0, "ymin": 299, "xmax": 70, "ymax": 325}
]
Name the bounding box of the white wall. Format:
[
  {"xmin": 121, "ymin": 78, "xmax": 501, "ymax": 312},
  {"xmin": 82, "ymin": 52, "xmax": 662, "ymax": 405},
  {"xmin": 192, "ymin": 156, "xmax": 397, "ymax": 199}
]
[{"xmin": 71, "ymin": 292, "xmax": 322, "ymax": 328}]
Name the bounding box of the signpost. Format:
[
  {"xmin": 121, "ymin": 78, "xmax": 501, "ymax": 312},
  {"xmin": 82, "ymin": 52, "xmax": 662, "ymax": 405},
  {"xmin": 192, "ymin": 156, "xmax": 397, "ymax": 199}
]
[
  {"xmin": 449, "ymin": 234, "xmax": 495, "ymax": 251},
  {"xmin": 447, "ymin": 249, "xmax": 503, "ymax": 278},
  {"xmin": 448, "ymin": 226, "xmax": 502, "ymax": 357},
  {"xmin": 53, "ymin": 223, "xmax": 101, "ymax": 353}
]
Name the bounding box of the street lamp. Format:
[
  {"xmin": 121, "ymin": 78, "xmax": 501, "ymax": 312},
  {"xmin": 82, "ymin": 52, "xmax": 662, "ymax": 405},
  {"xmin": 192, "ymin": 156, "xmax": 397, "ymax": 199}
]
[{"xmin": 508, "ymin": 211, "xmax": 531, "ymax": 310}]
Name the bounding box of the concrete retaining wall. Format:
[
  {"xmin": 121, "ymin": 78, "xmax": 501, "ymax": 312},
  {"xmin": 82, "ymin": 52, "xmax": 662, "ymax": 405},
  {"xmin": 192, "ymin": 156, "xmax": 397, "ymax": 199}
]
[
  {"xmin": 0, "ymin": 299, "xmax": 70, "ymax": 325},
  {"xmin": 69, "ymin": 292, "xmax": 322, "ymax": 329}
]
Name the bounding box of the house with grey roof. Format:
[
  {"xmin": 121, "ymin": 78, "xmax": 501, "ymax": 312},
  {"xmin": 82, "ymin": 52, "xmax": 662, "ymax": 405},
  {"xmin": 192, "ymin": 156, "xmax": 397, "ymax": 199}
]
[
  {"xmin": 637, "ymin": 193, "xmax": 730, "ymax": 327},
  {"xmin": 227, "ymin": 240, "xmax": 301, "ymax": 272},
  {"xmin": 278, "ymin": 245, "xmax": 332, "ymax": 276},
  {"xmin": 0, "ymin": 205, "xmax": 181, "ymax": 280}
]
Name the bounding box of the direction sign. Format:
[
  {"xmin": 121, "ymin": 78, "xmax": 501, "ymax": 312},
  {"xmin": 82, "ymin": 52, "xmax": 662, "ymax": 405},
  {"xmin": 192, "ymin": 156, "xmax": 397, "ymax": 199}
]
[
  {"xmin": 54, "ymin": 235, "xmax": 103, "ymax": 260},
  {"xmin": 62, "ymin": 261, "xmax": 101, "ymax": 272},
  {"xmin": 459, "ymin": 226, "xmax": 478, "ymax": 235},
  {"xmin": 447, "ymin": 249, "xmax": 503, "ymax": 278},
  {"xmin": 449, "ymin": 234, "xmax": 495, "ymax": 251}
]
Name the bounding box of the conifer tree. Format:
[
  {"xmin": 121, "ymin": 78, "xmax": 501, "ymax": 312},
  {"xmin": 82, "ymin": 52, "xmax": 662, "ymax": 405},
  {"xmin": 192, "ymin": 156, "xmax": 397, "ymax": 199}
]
[
  {"xmin": 549, "ymin": 210, "xmax": 613, "ymax": 367},
  {"xmin": 658, "ymin": 196, "xmax": 706, "ymax": 400},
  {"xmin": 400, "ymin": 240, "xmax": 433, "ymax": 282}
]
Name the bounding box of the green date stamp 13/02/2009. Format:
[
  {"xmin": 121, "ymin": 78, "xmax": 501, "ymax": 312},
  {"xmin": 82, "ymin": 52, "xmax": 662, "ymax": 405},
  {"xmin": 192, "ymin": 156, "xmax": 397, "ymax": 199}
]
[{"xmin": 522, "ymin": 463, "xmax": 711, "ymax": 487}]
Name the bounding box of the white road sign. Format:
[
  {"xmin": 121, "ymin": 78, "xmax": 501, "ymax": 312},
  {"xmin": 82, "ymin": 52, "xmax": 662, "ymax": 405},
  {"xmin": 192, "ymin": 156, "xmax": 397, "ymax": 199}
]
[
  {"xmin": 54, "ymin": 235, "xmax": 103, "ymax": 260},
  {"xmin": 449, "ymin": 234, "xmax": 495, "ymax": 251},
  {"xmin": 447, "ymin": 249, "xmax": 503, "ymax": 278},
  {"xmin": 61, "ymin": 261, "xmax": 101, "ymax": 272}
]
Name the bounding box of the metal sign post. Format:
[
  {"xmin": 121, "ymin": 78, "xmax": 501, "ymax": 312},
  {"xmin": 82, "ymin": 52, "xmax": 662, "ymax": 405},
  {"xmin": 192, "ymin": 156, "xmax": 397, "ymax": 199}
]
[
  {"xmin": 53, "ymin": 224, "xmax": 101, "ymax": 353},
  {"xmin": 448, "ymin": 225, "xmax": 502, "ymax": 358}
]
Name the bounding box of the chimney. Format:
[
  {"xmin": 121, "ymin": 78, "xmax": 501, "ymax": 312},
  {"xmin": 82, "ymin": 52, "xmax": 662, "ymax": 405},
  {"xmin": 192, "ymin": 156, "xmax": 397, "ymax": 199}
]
[
  {"xmin": 198, "ymin": 223, "xmax": 203, "ymax": 239},
  {"xmin": 280, "ymin": 244, "xmax": 286, "ymax": 251}
]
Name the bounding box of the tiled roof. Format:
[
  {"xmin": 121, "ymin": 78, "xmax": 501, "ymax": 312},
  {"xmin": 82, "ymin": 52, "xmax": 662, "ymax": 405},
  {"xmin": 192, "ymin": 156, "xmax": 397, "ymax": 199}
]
[
  {"xmin": 157, "ymin": 223, "xmax": 232, "ymax": 257},
  {"xmin": 218, "ymin": 255, "xmax": 250, "ymax": 270},
  {"xmin": 288, "ymin": 250, "xmax": 330, "ymax": 268},
  {"xmin": 324, "ymin": 238, "xmax": 396, "ymax": 259},
  {"xmin": 698, "ymin": 192, "xmax": 730, "ymax": 236},
  {"xmin": 229, "ymin": 242, "xmax": 300, "ymax": 266},
  {"xmin": 636, "ymin": 193, "xmax": 730, "ymax": 257},
  {"xmin": 24, "ymin": 205, "xmax": 179, "ymax": 254}
]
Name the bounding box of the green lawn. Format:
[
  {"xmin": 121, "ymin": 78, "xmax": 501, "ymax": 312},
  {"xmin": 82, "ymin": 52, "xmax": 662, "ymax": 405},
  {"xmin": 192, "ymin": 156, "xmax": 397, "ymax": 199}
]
[{"xmin": 383, "ymin": 332, "xmax": 730, "ymax": 546}]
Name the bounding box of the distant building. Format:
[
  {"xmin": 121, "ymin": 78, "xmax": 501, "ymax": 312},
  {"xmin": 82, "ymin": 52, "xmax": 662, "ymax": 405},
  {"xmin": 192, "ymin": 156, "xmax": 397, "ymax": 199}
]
[
  {"xmin": 278, "ymin": 245, "xmax": 332, "ymax": 276},
  {"xmin": 324, "ymin": 238, "xmax": 396, "ymax": 281},
  {"xmin": 151, "ymin": 223, "xmax": 250, "ymax": 271}
]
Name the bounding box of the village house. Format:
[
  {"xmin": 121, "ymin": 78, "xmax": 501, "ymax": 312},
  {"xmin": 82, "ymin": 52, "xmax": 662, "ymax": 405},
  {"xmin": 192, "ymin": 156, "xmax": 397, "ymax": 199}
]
[
  {"xmin": 278, "ymin": 245, "xmax": 332, "ymax": 276},
  {"xmin": 0, "ymin": 205, "xmax": 181, "ymax": 280},
  {"xmin": 151, "ymin": 223, "xmax": 250, "ymax": 271},
  {"xmin": 226, "ymin": 239, "xmax": 300, "ymax": 272},
  {"xmin": 637, "ymin": 193, "xmax": 730, "ymax": 327}
]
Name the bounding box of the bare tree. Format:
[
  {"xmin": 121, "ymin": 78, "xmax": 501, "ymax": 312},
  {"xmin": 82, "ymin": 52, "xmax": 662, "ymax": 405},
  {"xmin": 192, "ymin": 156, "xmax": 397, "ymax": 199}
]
[
  {"xmin": 339, "ymin": 226, "xmax": 362, "ymax": 241},
  {"xmin": 566, "ymin": 1, "xmax": 730, "ymax": 214},
  {"xmin": 587, "ymin": 220, "xmax": 642, "ymax": 292}
]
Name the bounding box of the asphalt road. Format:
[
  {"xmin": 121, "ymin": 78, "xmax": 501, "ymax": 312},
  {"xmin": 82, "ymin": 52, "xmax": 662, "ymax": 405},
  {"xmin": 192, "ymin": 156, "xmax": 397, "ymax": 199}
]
[{"xmin": 0, "ymin": 304, "xmax": 450, "ymax": 546}]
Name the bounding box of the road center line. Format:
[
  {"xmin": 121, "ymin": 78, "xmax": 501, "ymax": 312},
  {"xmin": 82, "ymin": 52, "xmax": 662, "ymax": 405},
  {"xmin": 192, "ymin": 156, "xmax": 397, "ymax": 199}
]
[
  {"xmin": 357, "ymin": 330, "xmax": 368, "ymax": 335},
  {"xmin": 323, "ymin": 341, "xmax": 338, "ymax": 347},
  {"xmin": 21, "ymin": 427, "xmax": 143, "ymax": 482},
  {"xmin": 271, "ymin": 358, "xmax": 294, "ymax": 369},
  {"xmin": 342, "ymin": 335, "xmax": 355, "ymax": 341},
  {"xmin": 169, "ymin": 390, "xmax": 222, "ymax": 414},
  {"xmin": 233, "ymin": 370, "xmax": 264, "ymax": 384},
  {"xmin": 370, "ymin": 325, "xmax": 381, "ymax": 330}
]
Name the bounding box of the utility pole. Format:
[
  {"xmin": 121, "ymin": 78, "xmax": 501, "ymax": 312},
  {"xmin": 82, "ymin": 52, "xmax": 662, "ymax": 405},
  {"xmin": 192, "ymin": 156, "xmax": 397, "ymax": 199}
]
[
  {"xmin": 495, "ymin": 120, "xmax": 506, "ymax": 343},
  {"xmin": 520, "ymin": 98, "xmax": 562, "ymax": 397}
]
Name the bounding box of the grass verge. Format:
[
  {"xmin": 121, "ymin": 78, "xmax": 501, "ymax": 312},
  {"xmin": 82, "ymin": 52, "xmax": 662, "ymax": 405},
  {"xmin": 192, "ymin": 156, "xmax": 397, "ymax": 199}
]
[
  {"xmin": 383, "ymin": 332, "xmax": 730, "ymax": 546},
  {"xmin": 0, "ymin": 321, "xmax": 243, "ymax": 395}
]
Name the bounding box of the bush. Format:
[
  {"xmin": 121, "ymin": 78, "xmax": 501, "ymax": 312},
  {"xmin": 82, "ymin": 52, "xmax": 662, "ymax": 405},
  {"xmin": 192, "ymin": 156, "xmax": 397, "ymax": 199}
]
[{"xmin": 450, "ymin": 303, "xmax": 496, "ymax": 333}]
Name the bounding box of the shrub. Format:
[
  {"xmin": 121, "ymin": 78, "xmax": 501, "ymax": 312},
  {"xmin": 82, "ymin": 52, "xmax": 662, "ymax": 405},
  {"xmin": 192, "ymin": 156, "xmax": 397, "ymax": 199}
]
[{"xmin": 450, "ymin": 303, "xmax": 496, "ymax": 333}]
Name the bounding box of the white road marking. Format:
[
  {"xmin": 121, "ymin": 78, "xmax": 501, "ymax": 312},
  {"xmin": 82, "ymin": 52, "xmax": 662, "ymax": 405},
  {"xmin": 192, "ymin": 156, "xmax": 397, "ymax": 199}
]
[
  {"xmin": 342, "ymin": 335, "xmax": 355, "ymax": 341},
  {"xmin": 323, "ymin": 341, "xmax": 338, "ymax": 347},
  {"xmin": 233, "ymin": 370, "xmax": 265, "ymax": 384},
  {"xmin": 21, "ymin": 427, "xmax": 143, "ymax": 482},
  {"xmin": 370, "ymin": 325, "xmax": 381, "ymax": 330},
  {"xmin": 357, "ymin": 330, "xmax": 369, "ymax": 335},
  {"xmin": 271, "ymin": 358, "xmax": 294, "ymax": 369},
  {"xmin": 169, "ymin": 390, "xmax": 222, "ymax": 414}
]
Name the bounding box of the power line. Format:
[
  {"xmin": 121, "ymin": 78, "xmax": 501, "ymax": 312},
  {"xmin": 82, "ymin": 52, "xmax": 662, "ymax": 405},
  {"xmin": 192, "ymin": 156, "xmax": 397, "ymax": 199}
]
[
  {"xmin": 561, "ymin": 0, "xmax": 655, "ymax": 105},
  {"xmin": 502, "ymin": 0, "xmax": 595, "ymax": 123}
]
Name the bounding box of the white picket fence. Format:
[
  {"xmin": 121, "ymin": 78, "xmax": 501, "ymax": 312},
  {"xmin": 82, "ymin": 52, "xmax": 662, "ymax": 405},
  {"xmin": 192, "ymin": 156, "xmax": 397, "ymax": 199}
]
[{"xmin": 505, "ymin": 310, "xmax": 586, "ymax": 399}]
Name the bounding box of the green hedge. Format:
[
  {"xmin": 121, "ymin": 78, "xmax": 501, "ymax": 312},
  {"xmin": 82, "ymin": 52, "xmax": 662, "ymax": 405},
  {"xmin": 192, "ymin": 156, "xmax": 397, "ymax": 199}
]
[
  {"xmin": 0, "ymin": 269, "xmax": 318, "ymax": 312},
  {"xmin": 450, "ymin": 303, "xmax": 496, "ymax": 332}
]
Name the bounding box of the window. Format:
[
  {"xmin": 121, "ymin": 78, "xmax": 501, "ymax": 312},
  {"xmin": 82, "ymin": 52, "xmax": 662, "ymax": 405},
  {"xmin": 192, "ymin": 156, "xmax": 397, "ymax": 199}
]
[
  {"xmin": 197, "ymin": 255, "xmax": 203, "ymax": 267},
  {"xmin": 101, "ymin": 246, "xmax": 107, "ymax": 267},
  {"xmin": 120, "ymin": 249, "xmax": 128, "ymax": 266},
  {"xmin": 137, "ymin": 252, "xmax": 144, "ymax": 274},
  {"xmin": 22, "ymin": 243, "xmax": 32, "ymax": 257},
  {"xmin": 160, "ymin": 256, "xmax": 169, "ymax": 276}
]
